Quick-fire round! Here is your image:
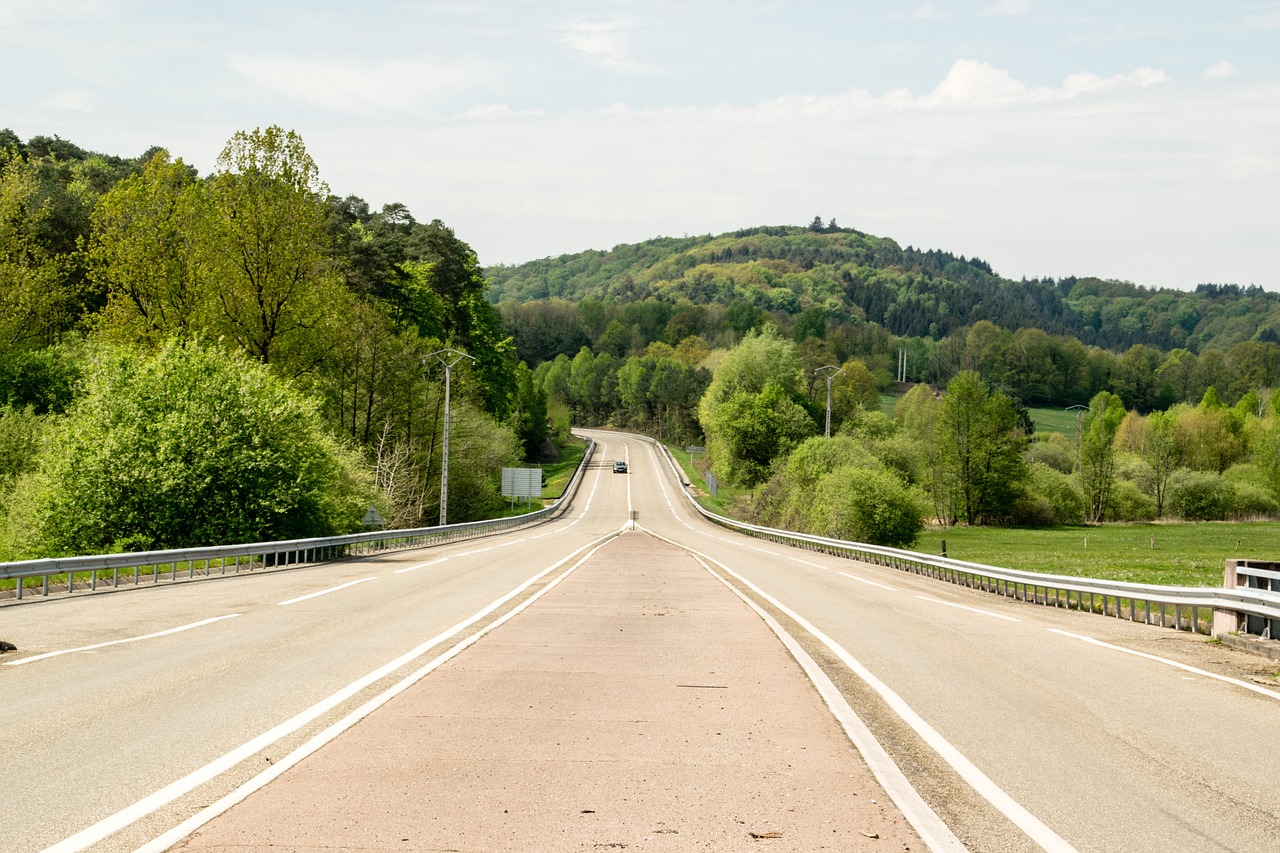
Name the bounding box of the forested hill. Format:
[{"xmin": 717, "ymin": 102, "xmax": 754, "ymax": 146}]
[{"xmin": 486, "ymin": 223, "xmax": 1280, "ymax": 356}]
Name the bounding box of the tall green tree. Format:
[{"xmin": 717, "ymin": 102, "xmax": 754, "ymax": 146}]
[
  {"xmin": 88, "ymin": 149, "xmax": 205, "ymax": 347},
  {"xmin": 1078, "ymin": 390, "xmax": 1126, "ymax": 523},
  {"xmin": 934, "ymin": 371, "xmax": 1028, "ymax": 525},
  {"xmin": 203, "ymin": 126, "xmax": 349, "ymax": 372}
]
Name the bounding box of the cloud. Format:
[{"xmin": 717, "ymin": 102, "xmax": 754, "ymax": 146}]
[
  {"xmin": 978, "ymin": 0, "xmax": 1032, "ymax": 16},
  {"xmin": 1205, "ymin": 61, "xmax": 1238, "ymax": 79},
  {"xmin": 225, "ymin": 54, "xmax": 493, "ymax": 116},
  {"xmin": 559, "ymin": 18, "xmax": 647, "ymax": 71},
  {"xmin": 914, "ymin": 59, "xmax": 1168, "ymax": 108}
]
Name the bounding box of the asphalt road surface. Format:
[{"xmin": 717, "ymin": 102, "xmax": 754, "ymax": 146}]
[{"xmin": 4, "ymin": 430, "xmax": 1279, "ymax": 852}]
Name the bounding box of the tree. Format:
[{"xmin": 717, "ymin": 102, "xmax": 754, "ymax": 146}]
[
  {"xmin": 88, "ymin": 149, "xmax": 205, "ymax": 348},
  {"xmin": 22, "ymin": 340, "xmax": 373, "ymax": 556},
  {"xmin": 0, "ymin": 151, "xmax": 70, "ymax": 349},
  {"xmin": 1078, "ymin": 391, "xmax": 1125, "ymax": 523},
  {"xmin": 1140, "ymin": 407, "xmax": 1183, "ymax": 517},
  {"xmin": 934, "ymin": 371, "xmax": 1028, "ymax": 525},
  {"xmin": 203, "ymin": 126, "xmax": 348, "ymax": 372},
  {"xmin": 702, "ymin": 382, "xmax": 815, "ymax": 486}
]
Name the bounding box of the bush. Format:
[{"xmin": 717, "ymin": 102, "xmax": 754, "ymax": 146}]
[
  {"xmin": 20, "ymin": 340, "xmax": 374, "ymax": 557},
  {"xmin": 1229, "ymin": 481, "xmax": 1279, "ymax": 519},
  {"xmin": 1106, "ymin": 479, "xmax": 1157, "ymax": 522},
  {"xmin": 1024, "ymin": 437, "xmax": 1075, "ymax": 474},
  {"xmin": 1167, "ymin": 470, "xmax": 1235, "ymax": 522},
  {"xmin": 810, "ymin": 465, "xmax": 926, "ymax": 548},
  {"xmin": 1023, "ymin": 462, "xmax": 1083, "ymax": 524}
]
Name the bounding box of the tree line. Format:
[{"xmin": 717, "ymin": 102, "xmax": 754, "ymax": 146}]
[{"xmin": 0, "ymin": 127, "xmax": 548, "ymax": 559}]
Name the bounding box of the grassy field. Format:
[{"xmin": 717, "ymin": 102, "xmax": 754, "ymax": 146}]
[
  {"xmin": 915, "ymin": 522, "xmax": 1278, "ymax": 587},
  {"xmin": 880, "ymin": 391, "xmax": 1082, "ymax": 439},
  {"xmin": 540, "ymin": 436, "xmax": 588, "ymax": 500}
]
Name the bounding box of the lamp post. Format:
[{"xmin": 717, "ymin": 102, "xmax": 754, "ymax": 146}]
[
  {"xmin": 428, "ymin": 348, "xmax": 474, "ymax": 526},
  {"xmin": 814, "ymin": 365, "xmax": 844, "ymax": 438}
]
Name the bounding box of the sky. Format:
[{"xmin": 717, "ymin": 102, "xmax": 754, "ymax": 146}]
[{"xmin": 3, "ymin": 1, "xmax": 1278, "ymax": 290}]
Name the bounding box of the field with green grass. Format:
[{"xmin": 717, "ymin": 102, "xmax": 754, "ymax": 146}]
[{"xmin": 915, "ymin": 522, "xmax": 1278, "ymax": 587}]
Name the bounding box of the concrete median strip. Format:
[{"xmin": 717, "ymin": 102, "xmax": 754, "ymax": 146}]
[{"xmin": 149, "ymin": 532, "xmax": 930, "ymax": 852}]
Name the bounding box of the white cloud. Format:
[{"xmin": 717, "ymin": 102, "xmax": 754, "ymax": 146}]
[
  {"xmin": 559, "ymin": 18, "xmax": 647, "ymax": 71},
  {"xmin": 979, "ymin": 0, "xmax": 1032, "ymax": 16},
  {"xmin": 225, "ymin": 54, "xmax": 494, "ymax": 116},
  {"xmin": 912, "ymin": 3, "xmax": 943, "ymax": 20},
  {"xmin": 1205, "ymin": 61, "xmax": 1238, "ymax": 79},
  {"xmin": 912, "ymin": 60, "xmax": 1168, "ymax": 109}
]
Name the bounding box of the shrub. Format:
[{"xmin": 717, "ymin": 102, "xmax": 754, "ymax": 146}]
[
  {"xmin": 21, "ymin": 340, "xmax": 374, "ymax": 557},
  {"xmin": 810, "ymin": 465, "xmax": 926, "ymax": 547},
  {"xmin": 1024, "ymin": 437, "xmax": 1075, "ymax": 474},
  {"xmin": 1106, "ymin": 479, "xmax": 1157, "ymax": 522},
  {"xmin": 1024, "ymin": 462, "xmax": 1083, "ymax": 524},
  {"xmin": 1229, "ymin": 481, "xmax": 1279, "ymax": 519},
  {"xmin": 1167, "ymin": 470, "xmax": 1235, "ymax": 522}
]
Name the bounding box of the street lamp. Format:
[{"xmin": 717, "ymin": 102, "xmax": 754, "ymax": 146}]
[
  {"xmin": 427, "ymin": 348, "xmax": 474, "ymax": 526},
  {"xmin": 814, "ymin": 365, "xmax": 844, "ymax": 438}
]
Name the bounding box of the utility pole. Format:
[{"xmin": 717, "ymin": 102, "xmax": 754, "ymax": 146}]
[
  {"xmin": 427, "ymin": 348, "xmax": 474, "ymax": 526},
  {"xmin": 814, "ymin": 365, "xmax": 844, "ymax": 438}
]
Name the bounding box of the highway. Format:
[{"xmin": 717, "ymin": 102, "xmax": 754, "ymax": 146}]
[{"xmin": 4, "ymin": 431, "xmax": 1280, "ymax": 852}]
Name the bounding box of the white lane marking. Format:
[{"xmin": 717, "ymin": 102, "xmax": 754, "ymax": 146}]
[
  {"xmin": 129, "ymin": 528, "xmax": 625, "ymax": 853},
  {"xmin": 456, "ymin": 547, "xmax": 494, "ymax": 557},
  {"xmin": 836, "ymin": 570, "xmax": 898, "ymax": 592},
  {"xmin": 748, "ymin": 545, "xmax": 774, "ymax": 555},
  {"xmin": 1049, "ymin": 629, "xmax": 1280, "ymax": 702},
  {"xmin": 643, "ymin": 530, "xmax": 963, "ymax": 852},
  {"xmin": 916, "ymin": 595, "xmax": 1021, "ymax": 622},
  {"xmin": 45, "ymin": 528, "xmax": 626, "ymax": 853},
  {"xmin": 393, "ymin": 558, "xmax": 448, "ymax": 575},
  {"xmin": 276, "ymin": 577, "xmax": 376, "ymax": 606},
  {"xmin": 495, "ymin": 538, "xmax": 528, "ymax": 548},
  {"xmin": 656, "ymin": 534, "xmax": 1077, "ymax": 853},
  {"xmin": 3, "ymin": 615, "xmax": 242, "ymax": 667}
]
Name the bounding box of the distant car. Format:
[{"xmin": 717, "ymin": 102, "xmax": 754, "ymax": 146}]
[{"xmin": 613, "ymin": 460, "xmax": 628, "ymax": 473}]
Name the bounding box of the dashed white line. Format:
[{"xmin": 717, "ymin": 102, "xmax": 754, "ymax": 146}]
[
  {"xmin": 837, "ymin": 571, "xmax": 898, "ymax": 592},
  {"xmin": 916, "ymin": 595, "xmax": 1021, "ymax": 622},
  {"xmin": 393, "ymin": 558, "xmax": 448, "ymax": 575},
  {"xmin": 277, "ymin": 578, "xmax": 376, "ymax": 606},
  {"xmin": 3, "ymin": 615, "xmax": 242, "ymax": 667}
]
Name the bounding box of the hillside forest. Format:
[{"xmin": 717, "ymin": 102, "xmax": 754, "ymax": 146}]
[{"xmin": 5, "ymin": 129, "xmax": 1280, "ymax": 559}]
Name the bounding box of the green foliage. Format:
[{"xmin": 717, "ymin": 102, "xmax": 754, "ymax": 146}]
[
  {"xmin": 703, "ymin": 383, "xmax": 815, "ymax": 487},
  {"xmin": 810, "ymin": 465, "xmax": 926, "ymax": 547},
  {"xmin": 1025, "ymin": 462, "xmax": 1084, "ymax": 525},
  {"xmin": 20, "ymin": 341, "xmax": 373, "ymax": 556},
  {"xmin": 1167, "ymin": 470, "xmax": 1235, "ymax": 522},
  {"xmin": 934, "ymin": 371, "xmax": 1029, "ymax": 525}
]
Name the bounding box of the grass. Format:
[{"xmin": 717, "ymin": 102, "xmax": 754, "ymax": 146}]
[
  {"xmin": 914, "ymin": 522, "xmax": 1279, "ymax": 587},
  {"xmin": 540, "ymin": 435, "xmax": 588, "ymax": 500}
]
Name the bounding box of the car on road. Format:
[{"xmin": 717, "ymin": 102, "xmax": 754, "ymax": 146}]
[{"xmin": 613, "ymin": 460, "xmax": 628, "ymax": 473}]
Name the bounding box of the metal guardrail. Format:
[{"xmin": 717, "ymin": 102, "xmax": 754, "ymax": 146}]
[
  {"xmin": 649, "ymin": 436, "xmax": 1280, "ymax": 640},
  {"xmin": 0, "ymin": 439, "xmax": 596, "ymax": 603}
]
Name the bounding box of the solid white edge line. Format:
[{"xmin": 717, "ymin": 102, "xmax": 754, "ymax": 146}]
[
  {"xmin": 42, "ymin": 528, "xmax": 625, "ymax": 853},
  {"xmin": 1048, "ymin": 629, "xmax": 1280, "ymax": 702},
  {"xmin": 3, "ymin": 615, "xmax": 242, "ymax": 667},
  {"xmin": 916, "ymin": 595, "xmax": 1021, "ymax": 622},
  {"xmin": 276, "ymin": 577, "xmax": 376, "ymax": 606},
  {"xmin": 131, "ymin": 529, "xmax": 624, "ymax": 853},
  {"xmin": 648, "ymin": 530, "xmax": 1077, "ymax": 853},
  {"xmin": 684, "ymin": 548, "xmax": 967, "ymax": 853}
]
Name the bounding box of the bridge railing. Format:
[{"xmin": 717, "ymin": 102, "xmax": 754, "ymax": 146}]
[
  {"xmin": 0, "ymin": 439, "xmax": 596, "ymax": 603},
  {"xmin": 650, "ymin": 436, "xmax": 1280, "ymax": 641}
]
